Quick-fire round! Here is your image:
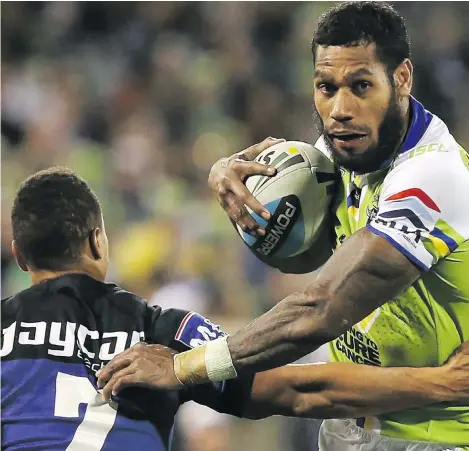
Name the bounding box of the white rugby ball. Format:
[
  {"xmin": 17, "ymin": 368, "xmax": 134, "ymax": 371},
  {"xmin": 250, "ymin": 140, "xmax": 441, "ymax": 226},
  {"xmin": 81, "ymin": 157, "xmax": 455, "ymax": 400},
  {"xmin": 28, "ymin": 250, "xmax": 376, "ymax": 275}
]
[{"xmin": 238, "ymin": 141, "xmax": 336, "ymax": 259}]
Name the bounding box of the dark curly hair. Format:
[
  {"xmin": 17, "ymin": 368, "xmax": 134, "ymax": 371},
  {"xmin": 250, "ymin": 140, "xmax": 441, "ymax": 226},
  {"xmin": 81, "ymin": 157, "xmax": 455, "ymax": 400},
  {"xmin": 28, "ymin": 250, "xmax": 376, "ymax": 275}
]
[
  {"xmin": 11, "ymin": 167, "xmax": 102, "ymax": 270},
  {"xmin": 312, "ymin": 1, "xmax": 410, "ymax": 74}
]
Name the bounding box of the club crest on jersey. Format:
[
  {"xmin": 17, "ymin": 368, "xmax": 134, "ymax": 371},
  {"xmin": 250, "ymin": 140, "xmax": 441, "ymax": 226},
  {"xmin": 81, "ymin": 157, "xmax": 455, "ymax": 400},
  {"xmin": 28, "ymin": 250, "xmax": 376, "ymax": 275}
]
[
  {"xmin": 366, "ymin": 194, "xmax": 380, "ymax": 223},
  {"xmin": 174, "ymin": 312, "xmax": 226, "ymax": 348}
]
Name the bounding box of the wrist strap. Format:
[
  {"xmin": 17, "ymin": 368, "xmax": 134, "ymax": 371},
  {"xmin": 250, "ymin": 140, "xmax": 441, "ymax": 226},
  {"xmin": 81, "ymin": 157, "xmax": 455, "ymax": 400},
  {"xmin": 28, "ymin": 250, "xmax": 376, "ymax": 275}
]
[
  {"xmin": 173, "ymin": 336, "xmax": 237, "ymax": 385},
  {"xmin": 205, "ymin": 336, "xmax": 237, "ymax": 382}
]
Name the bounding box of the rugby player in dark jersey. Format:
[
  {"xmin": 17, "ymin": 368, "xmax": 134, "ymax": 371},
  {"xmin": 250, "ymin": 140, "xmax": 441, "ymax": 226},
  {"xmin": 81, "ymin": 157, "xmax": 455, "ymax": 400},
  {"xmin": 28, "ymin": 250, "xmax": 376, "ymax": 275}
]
[{"xmin": 3, "ymin": 167, "xmax": 469, "ymax": 451}]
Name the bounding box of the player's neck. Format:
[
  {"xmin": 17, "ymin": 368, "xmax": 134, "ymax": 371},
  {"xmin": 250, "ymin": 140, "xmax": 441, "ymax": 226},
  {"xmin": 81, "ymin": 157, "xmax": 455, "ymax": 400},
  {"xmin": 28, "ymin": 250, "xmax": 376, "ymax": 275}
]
[{"xmin": 30, "ymin": 268, "xmax": 102, "ymax": 286}]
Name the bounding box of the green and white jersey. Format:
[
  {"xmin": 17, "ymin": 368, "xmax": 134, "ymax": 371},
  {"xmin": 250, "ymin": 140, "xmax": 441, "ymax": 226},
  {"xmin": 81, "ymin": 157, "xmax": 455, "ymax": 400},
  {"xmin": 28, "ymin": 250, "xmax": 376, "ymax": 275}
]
[{"xmin": 317, "ymin": 97, "xmax": 469, "ymax": 446}]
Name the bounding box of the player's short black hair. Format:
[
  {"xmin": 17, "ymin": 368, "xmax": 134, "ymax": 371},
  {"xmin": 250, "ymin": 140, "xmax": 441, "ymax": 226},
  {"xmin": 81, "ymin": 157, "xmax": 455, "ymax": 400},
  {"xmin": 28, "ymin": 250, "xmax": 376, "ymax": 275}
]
[
  {"xmin": 312, "ymin": 1, "xmax": 410, "ymax": 74},
  {"xmin": 11, "ymin": 167, "xmax": 102, "ymax": 270}
]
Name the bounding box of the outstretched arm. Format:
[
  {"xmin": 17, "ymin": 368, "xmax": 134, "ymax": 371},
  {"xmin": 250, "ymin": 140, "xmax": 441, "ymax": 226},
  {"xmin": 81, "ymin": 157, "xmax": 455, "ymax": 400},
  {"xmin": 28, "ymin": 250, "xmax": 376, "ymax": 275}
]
[
  {"xmin": 226, "ymin": 228, "xmax": 419, "ymax": 374},
  {"xmin": 97, "ymin": 228, "xmax": 419, "ymax": 390},
  {"xmin": 165, "ymin": 228, "xmax": 419, "ymax": 386},
  {"xmin": 245, "ymin": 362, "xmax": 449, "ymax": 419},
  {"xmin": 98, "ymin": 342, "xmax": 469, "ymax": 419}
]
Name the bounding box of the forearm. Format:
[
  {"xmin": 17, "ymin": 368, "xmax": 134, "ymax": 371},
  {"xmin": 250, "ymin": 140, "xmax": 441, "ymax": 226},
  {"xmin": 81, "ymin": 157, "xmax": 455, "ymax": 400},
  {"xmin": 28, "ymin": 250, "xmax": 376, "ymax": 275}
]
[
  {"xmin": 173, "ymin": 230, "xmax": 420, "ymax": 386},
  {"xmin": 292, "ymin": 363, "xmax": 452, "ymax": 418},
  {"xmin": 228, "ymin": 290, "xmax": 333, "ymax": 374},
  {"xmin": 245, "ymin": 363, "xmax": 454, "ymax": 420},
  {"xmin": 173, "ymin": 275, "xmax": 333, "ymax": 385},
  {"xmin": 228, "ymin": 227, "xmax": 333, "ymax": 371},
  {"xmin": 228, "ymin": 229, "xmax": 419, "ymax": 374}
]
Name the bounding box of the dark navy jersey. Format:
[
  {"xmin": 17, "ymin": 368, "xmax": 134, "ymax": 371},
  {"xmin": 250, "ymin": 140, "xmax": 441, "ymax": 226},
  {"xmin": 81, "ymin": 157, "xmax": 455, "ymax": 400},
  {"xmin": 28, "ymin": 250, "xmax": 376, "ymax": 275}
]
[{"xmin": 1, "ymin": 274, "xmax": 253, "ymax": 451}]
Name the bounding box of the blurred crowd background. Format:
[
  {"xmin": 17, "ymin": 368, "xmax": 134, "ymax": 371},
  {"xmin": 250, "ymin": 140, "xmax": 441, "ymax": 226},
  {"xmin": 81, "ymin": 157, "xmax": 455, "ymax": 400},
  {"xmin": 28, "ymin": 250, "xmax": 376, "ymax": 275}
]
[{"xmin": 2, "ymin": 2, "xmax": 469, "ymax": 450}]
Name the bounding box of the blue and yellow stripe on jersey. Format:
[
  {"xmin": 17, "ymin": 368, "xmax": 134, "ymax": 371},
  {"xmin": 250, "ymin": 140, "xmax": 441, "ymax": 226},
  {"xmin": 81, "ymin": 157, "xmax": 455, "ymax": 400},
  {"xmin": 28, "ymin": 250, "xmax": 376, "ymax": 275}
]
[
  {"xmin": 424, "ymin": 219, "xmax": 465, "ymax": 260},
  {"xmin": 346, "ymin": 176, "xmax": 362, "ymax": 222}
]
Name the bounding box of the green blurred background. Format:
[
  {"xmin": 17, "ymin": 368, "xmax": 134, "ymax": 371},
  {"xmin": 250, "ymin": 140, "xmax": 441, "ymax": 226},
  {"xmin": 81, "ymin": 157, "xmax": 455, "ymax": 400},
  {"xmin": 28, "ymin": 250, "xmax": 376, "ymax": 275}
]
[{"xmin": 2, "ymin": 2, "xmax": 469, "ymax": 450}]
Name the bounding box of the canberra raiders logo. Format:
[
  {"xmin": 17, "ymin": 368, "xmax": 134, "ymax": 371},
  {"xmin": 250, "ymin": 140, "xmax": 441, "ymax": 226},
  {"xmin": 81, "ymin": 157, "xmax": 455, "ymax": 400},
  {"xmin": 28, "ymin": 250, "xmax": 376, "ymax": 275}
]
[{"xmin": 366, "ymin": 193, "xmax": 380, "ymax": 223}]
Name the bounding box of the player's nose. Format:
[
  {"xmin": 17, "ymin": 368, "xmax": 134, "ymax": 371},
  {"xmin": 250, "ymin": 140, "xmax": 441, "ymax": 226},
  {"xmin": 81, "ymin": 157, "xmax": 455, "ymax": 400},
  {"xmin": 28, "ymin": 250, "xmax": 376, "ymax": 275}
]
[{"xmin": 330, "ymin": 89, "xmax": 354, "ymax": 123}]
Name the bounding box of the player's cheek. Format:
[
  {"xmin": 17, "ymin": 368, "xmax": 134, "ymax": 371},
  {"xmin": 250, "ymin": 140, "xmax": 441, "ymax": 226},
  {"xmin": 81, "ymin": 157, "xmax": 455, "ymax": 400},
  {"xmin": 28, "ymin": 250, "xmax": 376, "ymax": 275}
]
[
  {"xmin": 372, "ymin": 96, "xmax": 390, "ymax": 135},
  {"xmin": 313, "ymin": 98, "xmax": 329, "ymax": 122}
]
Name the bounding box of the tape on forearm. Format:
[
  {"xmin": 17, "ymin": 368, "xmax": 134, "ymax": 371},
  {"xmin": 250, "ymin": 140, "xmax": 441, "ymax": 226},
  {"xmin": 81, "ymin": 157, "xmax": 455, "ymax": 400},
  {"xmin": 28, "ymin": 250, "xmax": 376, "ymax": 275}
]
[{"xmin": 173, "ymin": 336, "xmax": 237, "ymax": 385}]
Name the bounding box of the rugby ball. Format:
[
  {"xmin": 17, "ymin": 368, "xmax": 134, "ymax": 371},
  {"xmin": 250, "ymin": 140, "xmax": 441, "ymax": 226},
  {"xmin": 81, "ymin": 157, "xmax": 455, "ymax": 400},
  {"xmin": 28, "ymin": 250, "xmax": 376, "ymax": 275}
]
[{"xmin": 237, "ymin": 141, "xmax": 336, "ymax": 259}]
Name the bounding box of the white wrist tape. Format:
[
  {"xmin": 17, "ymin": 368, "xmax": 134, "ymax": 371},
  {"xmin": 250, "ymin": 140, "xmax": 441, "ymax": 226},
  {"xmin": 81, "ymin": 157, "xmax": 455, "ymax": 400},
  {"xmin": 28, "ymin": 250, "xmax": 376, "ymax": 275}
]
[{"xmin": 205, "ymin": 336, "xmax": 238, "ymax": 382}]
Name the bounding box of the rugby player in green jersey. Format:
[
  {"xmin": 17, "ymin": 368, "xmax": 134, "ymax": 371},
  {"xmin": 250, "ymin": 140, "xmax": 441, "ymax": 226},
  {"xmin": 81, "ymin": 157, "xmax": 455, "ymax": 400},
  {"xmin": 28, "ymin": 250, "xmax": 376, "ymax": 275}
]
[{"xmin": 99, "ymin": 2, "xmax": 469, "ymax": 449}]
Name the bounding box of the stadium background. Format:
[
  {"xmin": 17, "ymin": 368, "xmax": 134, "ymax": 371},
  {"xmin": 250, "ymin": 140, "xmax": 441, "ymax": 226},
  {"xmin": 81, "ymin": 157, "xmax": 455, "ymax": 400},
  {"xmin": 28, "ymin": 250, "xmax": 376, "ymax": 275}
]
[{"xmin": 2, "ymin": 2, "xmax": 469, "ymax": 450}]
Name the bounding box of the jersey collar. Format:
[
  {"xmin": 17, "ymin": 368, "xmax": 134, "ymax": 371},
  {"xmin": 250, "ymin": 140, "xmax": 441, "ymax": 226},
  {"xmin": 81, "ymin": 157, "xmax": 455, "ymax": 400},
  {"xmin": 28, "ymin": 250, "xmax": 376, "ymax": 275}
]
[{"xmin": 396, "ymin": 96, "xmax": 433, "ymax": 156}]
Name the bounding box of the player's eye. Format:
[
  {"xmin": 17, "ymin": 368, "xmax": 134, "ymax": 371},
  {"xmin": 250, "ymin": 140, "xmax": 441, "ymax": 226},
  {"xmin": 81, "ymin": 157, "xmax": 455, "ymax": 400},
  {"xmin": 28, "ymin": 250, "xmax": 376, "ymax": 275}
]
[
  {"xmin": 316, "ymin": 82, "xmax": 337, "ymax": 95},
  {"xmin": 353, "ymin": 80, "xmax": 372, "ymax": 95}
]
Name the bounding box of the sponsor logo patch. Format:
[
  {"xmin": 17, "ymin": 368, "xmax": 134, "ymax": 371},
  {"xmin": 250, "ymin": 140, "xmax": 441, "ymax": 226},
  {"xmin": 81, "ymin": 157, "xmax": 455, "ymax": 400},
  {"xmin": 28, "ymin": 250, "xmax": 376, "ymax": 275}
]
[{"xmin": 174, "ymin": 312, "xmax": 227, "ymax": 348}]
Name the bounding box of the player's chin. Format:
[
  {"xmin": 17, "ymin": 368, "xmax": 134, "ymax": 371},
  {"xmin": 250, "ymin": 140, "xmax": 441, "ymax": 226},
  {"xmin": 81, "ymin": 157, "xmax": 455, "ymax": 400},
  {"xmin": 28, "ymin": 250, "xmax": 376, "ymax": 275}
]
[
  {"xmin": 331, "ymin": 136, "xmax": 371, "ymax": 156},
  {"xmin": 331, "ymin": 145, "xmax": 379, "ymax": 173}
]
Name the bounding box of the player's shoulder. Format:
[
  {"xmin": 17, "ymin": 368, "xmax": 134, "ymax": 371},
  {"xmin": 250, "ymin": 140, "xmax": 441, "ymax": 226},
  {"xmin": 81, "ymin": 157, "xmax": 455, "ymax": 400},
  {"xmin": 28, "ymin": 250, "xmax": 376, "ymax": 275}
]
[
  {"xmin": 95, "ymin": 281, "xmax": 173, "ymax": 336},
  {"xmin": 385, "ymin": 114, "xmax": 469, "ymax": 190},
  {"xmin": 1, "ymin": 296, "xmax": 14, "ymax": 322},
  {"xmin": 103, "ymin": 282, "xmax": 149, "ymax": 311},
  {"xmin": 1, "ymin": 284, "xmax": 44, "ymax": 323},
  {"xmin": 1, "ymin": 275, "xmax": 151, "ymax": 326}
]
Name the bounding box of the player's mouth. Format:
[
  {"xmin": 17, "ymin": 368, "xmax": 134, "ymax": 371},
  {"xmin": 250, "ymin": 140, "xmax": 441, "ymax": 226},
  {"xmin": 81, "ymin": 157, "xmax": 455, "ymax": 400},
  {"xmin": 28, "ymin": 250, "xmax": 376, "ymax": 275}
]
[{"xmin": 329, "ymin": 132, "xmax": 368, "ymax": 148}]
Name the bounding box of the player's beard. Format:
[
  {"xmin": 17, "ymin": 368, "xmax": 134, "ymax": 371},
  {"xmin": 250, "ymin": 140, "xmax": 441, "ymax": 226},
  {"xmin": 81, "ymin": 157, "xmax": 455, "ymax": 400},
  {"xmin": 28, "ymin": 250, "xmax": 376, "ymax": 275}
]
[{"xmin": 313, "ymin": 89, "xmax": 407, "ymax": 174}]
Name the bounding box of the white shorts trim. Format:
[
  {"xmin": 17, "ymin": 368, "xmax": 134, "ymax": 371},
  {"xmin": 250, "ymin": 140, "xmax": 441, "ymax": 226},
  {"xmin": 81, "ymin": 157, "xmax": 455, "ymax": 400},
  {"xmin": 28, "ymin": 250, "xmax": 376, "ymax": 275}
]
[{"xmin": 318, "ymin": 419, "xmax": 462, "ymax": 451}]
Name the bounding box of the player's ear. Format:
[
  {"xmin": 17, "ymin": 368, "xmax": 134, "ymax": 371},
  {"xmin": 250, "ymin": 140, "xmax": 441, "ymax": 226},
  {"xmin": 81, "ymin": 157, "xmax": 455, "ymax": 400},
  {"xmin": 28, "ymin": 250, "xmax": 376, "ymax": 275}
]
[
  {"xmin": 89, "ymin": 228, "xmax": 103, "ymax": 261},
  {"xmin": 393, "ymin": 58, "xmax": 413, "ymax": 97},
  {"xmin": 11, "ymin": 241, "xmax": 29, "ymax": 272}
]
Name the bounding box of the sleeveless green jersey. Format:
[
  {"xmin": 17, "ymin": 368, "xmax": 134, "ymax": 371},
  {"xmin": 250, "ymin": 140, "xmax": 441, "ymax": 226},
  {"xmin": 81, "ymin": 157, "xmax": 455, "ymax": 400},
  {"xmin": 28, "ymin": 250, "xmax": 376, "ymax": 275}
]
[{"xmin": 319, "ymin": 98, "xmax": 469, "ymax": 446}]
